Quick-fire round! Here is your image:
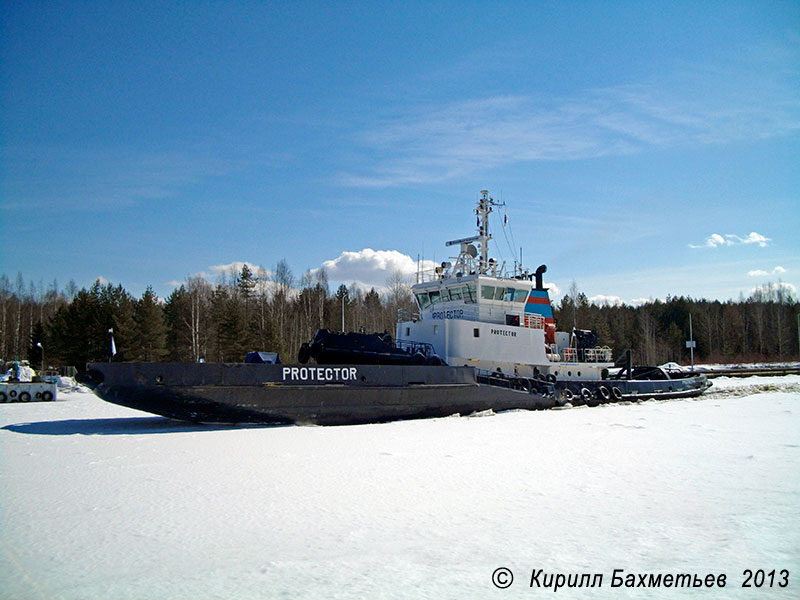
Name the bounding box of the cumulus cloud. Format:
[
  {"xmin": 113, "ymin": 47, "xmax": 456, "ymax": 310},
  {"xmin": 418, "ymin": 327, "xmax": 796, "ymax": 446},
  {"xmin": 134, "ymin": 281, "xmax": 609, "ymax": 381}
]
[
  {"xmin": 689, "ymin": 232, "xmax": 771, "ymax": 249},
  {"xmin": 313, "ymin": 249, "xmax": 435, "ymax": 291},
  {"xmin": 544, "ymin": 282, "xmax": 560, "ymax": 297},
  {"xmin": 751, "ymin": 281, "xmax": 797, "ymax": 298},
  {"xmin": 748, "ymin": 266, "xmax": 788, "ymax": 278},
  {"xmin": 209, "ymin": 262, "xmax": 271, "ymax": 279},
  {"xmin": 589, "ymin": 294, "xmax": 623, "ymax": 307}
]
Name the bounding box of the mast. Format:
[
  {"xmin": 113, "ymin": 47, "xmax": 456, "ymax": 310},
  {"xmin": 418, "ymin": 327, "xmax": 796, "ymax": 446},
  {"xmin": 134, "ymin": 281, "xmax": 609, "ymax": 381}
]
[{"xmin": 477, "ymin": 190, "xmax": 493, "ymax": 275}]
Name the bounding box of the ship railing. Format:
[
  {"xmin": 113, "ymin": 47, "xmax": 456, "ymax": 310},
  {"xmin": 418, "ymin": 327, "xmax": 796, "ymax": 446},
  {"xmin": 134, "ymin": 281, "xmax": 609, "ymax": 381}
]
[
  {"xmin": 397, "ymin": 308, "xmax": 420, "ymax": 322},
  {"xmin": 394, "ymin": 339, "xmax": 436, "ymax": 358},
  {"xmin": 523, "ymin": 314, "xmax": 544, "ymax": 329},
  {"xmin": 561, "ymin": 346, "xmax": 614, "ymax": 363}
]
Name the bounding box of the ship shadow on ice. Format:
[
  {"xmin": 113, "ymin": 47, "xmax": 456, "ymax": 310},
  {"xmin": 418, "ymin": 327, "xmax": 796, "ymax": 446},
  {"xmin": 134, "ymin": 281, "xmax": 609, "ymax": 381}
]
[{"xmin": 2, "ymin": 416, "xmax": 287, "ymax": 436}]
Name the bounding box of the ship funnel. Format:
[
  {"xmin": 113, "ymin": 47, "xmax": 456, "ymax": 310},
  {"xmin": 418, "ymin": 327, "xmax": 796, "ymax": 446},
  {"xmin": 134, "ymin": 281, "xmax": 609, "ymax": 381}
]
[{"xmin": 534, "ymin": 265, "xmax": 547, "ymax": 290}]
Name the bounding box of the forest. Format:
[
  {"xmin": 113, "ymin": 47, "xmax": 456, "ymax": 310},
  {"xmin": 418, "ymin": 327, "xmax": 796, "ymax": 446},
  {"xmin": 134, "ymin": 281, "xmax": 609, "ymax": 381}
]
[{"xmin": 1, "ymin": 264, "xmax": 798, "ymax": 371}]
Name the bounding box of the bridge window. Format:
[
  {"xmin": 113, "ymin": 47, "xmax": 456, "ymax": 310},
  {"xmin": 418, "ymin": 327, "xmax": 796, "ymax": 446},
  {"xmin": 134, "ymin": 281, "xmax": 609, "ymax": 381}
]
[
  {"xmin": 514, "ymin": 288, "xmax": 528, "ymax": 303},
  {"xmin": 429, "ymin": 290, "xmax": 441, "ymax": 304},
  {"xmin": 463, "ymin": 283, "xmax": 476, "ymax": 303},
  {"xmin": 481, "ymin": 285, "xmax": 495, "ymax": 300},
  {"xmin": 503, "ymin": 287, "xmax": 515, "ymax": 302},
  {"xmin": 447, "ymin": 286, "xmax": 462, "ymax": 301},
  {"xmin": 494, "ymin": 287, "xmax": 505, "ymax": 301},
  {"xmin": 415, "ymin": 292, "xmax": 431, "ymax": 309}
]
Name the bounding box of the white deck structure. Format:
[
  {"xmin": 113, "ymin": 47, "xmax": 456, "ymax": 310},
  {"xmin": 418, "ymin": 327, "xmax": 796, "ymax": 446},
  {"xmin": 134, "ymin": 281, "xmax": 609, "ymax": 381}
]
[{"xmin": 397, "ymin": 191, "xmax": 613, "ymax": 381}]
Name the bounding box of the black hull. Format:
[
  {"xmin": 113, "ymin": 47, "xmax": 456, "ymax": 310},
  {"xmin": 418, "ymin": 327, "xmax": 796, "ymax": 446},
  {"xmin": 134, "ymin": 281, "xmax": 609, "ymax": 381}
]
[
  {"xmin": 556, "ymin": 375, "xmax": 711, "ymax": 406},
  {"xmin": 86, "ymin": 362, "xmax": 556, "ymax": 426}
]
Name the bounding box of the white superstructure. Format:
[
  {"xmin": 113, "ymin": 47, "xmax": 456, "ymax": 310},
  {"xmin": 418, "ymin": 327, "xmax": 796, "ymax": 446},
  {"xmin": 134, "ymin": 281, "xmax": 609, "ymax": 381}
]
[{"xmin": 396, "ymin": 191, "xmax": 613, "ymax": 381}]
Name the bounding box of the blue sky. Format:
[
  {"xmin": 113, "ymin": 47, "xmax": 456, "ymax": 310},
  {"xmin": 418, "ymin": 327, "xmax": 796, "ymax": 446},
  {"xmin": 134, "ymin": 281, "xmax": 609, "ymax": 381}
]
[{"xmin": 2, "ymin": 1, "xmax": 798, "ymax": 304}]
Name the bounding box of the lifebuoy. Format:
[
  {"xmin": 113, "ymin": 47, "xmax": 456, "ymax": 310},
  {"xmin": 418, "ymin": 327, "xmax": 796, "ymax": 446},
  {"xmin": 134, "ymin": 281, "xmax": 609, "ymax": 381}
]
[
  {"xmin": 19, "ymin": 392, "xmax": 31, "ymax": 402},
  {"xmin": 598, "ymin": 386, "xmax": 611, "ymax": 402},
  {"xmin": 42, "ymin": 391, "xmax": 54, "ymax": 402},
  {"xmin": 611, "ymin": 387, "xmax": 623, "ymax": 401}
]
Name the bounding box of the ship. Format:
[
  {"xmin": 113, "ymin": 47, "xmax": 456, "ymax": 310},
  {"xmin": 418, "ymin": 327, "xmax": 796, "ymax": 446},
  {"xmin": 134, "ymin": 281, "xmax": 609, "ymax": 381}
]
[
  {"xmin": 84, "ymin": 189, "xmax": 710, "ymax": 425},
  {"xmin": 83, "ymin": 350, "xmax": 555, "ymax": 426},
  {"xmin": 395, "ymin": 190, "xmax": 711, "ymax": 405}
]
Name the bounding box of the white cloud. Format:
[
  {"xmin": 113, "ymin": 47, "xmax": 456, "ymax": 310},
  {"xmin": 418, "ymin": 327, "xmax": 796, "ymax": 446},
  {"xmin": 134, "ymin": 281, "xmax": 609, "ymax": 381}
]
[
  {"xmin": 629, "ymin": 298, "xmax": 651, "ymax": 306},
  {"xmin": 690, "ymin": 232, "xmax": 770, "ymax": 249},
  {"xmin": 314, "ymin": 249, "xmax": 435, "ymax": 291},
  {"xmin": 339, "ymin": 50, "xmax": 800, "ymax": 188},
  {"xmin": 589, "ymin": 294, "xmax": 624, "ymax": 307},
  {"xmin": 689, "ymin": 233, "xmax": 728, "ymax": 248},
  {"xmin": 738, "ymin": 232, "xmax": 771, "ymax": 247},
  {"xmin": 544, "ymin": 282, "xmax": 560, "ymax": 297},
  {"xmin": 751, "ymin": 281, "xmax": 797, "ymax": 298},
  {"xmin": 208, "ymin": 262, "xmax": 271, "ymax": 281},
  {"xmin": 747, "ymin": 266, "xmax": 788, "ymax": 278}
]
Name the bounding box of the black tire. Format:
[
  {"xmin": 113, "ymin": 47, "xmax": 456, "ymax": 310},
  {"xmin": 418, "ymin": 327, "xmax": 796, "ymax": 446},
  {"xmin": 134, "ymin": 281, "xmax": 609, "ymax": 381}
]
[
  {"xmin": 9, "ymin": 390, "xmax": 17, "ymax": 398},
  {"xmin": 546, "ymin": 373, "xmax": 557, "ymax": 383},
  {"xmin": 611, "ymin": 387, "xmax": 623, "ymax": 401},
  {"xmin": 42, "ymin": 391, "xmax": 54, "ymax": 402},
  {"xmin": 297, "ymin": 344, "xmax": 311, "ymax": 364},
  {"xmin": 562, "ymin": 388, "xmax": 574, "ymax": 402},
  {"xmin": 0, "ymin": 392, "xmax": 6, "ymax": 402},
  {"xmin": 19, "ymin": 391, "xmax": 31, "ymax": 402},
  {"xmin": 581, "ymin": 387, "xmax": 596, "ymax": 406},
  {"xmin": 598, "ymin": 386, "xmax": 611, "ymax": 402}
]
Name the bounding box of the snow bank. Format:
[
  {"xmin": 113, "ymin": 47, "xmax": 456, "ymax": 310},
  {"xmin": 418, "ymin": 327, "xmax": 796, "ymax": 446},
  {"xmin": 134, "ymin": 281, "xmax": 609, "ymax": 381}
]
[
  {"xmin": 0, "ymin": 364, "xmax": 36, "ymax": 382},
  {"xmin": 1, "ymin": 387, "xmax": 798, "ymax": 599}
]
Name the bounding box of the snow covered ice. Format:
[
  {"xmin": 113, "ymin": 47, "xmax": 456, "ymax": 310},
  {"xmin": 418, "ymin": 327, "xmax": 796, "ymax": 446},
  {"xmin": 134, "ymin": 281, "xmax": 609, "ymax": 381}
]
[{"xmin": 1, "ymin": 376, "xmax": 798, "ymax": 599}]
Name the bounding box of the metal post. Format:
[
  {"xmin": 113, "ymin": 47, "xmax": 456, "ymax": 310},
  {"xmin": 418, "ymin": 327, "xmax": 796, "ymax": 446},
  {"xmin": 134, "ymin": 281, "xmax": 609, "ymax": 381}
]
[
  {"xmin": 36, "ymin": 342, "xmax": 44, "ymax": 374},
  {"xmin": 689, "ymin": 314, "xmax": 695, "ymax": 371}
]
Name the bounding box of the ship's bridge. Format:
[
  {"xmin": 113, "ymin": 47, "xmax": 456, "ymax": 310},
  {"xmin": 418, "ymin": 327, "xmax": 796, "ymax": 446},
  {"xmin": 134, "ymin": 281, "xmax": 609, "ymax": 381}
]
[{"xmin": 411, "ymin": 275, "xmax": 554, "ymax": 332}]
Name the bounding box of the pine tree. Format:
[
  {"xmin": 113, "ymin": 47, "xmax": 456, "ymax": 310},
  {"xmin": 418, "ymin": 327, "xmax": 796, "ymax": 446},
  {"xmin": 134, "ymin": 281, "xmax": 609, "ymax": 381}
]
[{"xmin": 134, "ymin": 287, "xmax": 168, "ymax": 361}]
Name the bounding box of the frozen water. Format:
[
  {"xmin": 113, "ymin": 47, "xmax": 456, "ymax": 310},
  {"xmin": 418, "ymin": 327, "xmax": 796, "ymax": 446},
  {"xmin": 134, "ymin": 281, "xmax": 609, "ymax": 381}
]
[{"xmin": 1, "ymin": 377, "xmax": 798, "ymax": 599}]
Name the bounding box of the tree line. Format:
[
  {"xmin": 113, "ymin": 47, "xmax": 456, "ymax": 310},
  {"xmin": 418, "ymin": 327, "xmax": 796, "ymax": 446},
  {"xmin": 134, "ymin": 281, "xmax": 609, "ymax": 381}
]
[
  {"xmin": 1, "ymin": 263, "xmax": 414, "ymax": 369},
  {"xmin": 1, "ymin": 267, "xmax": 798, "ymax": 370}
]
